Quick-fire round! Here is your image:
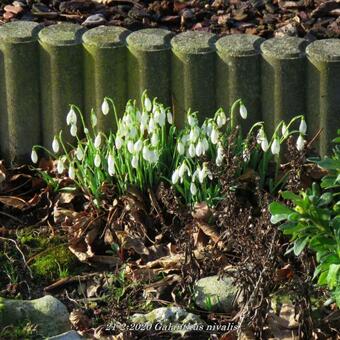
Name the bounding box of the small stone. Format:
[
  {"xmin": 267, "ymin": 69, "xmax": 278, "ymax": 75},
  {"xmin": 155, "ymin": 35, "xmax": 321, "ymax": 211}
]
[
  {"xmin": 82, "ymin": 13, "xmax": 107, "ymax": 27},
  {"xmin": 193, "ymin": 275, "xmax": 240, "ymax": 312},
  {"xmin": 3, "ymin": 11, "xmax": 15, "ymax": 20},
  {"xmin": 0, "ymin": 295, "xmax": 70, "ymax": 337}
]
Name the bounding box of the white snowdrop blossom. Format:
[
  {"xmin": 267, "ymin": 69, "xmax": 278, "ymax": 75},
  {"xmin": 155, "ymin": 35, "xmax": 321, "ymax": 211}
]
[
  {"xmin": 256, "ymin": 128, "xmax": 265, "ymax": 144},
  {"xmin": 167, "ymin": 111, "xmax": 173, "ymax": 124},
  {"xmin": 195, "ymin": 140, "xmax": 204, "ymax": 157},
  {"xmin": 141, "ymin": 111, "xmax": 149, "ymax": 125},
  {"xmin": 177, "ymin": 141, "xmax": 185, "ymax": 155},
  {"xmin": 261, "ymin": 137, "xmax": 269, "ymax": 152},
  {"xmin": 148, "ymin": 150, "xmax": 159, "ymax": 164},
  {"xmin": 216, "ymin": 111, "xmax": 226, "ymax": 127},
  {"xmin": 94, "ymin": 153, "xmax": 101, "ymax": 167},
  {"xmin": 52, "ymin": 137, "xmax": 59, "ymax": 153},
  {"xmin": 190, "ymin": 182, "xmax": 197, "ymax": 196},
  {"xmin": 94, "ymin": 134, "xmax": 102, "ymax": 149},
  {"xmin": 172, "ymin": 169, "xmax": 179, "ymax": 185},
  {"xmin": 202, "ymin": 138, "xmax": 209, "ymax": 152},
  {"xmin": 136, "ymin": 110, "xmax": 142, "ymax": 122},
  {"xmin": 66, "ymin": 107, "xmax": 77, "ymax": 126},
  {"xmin": 271, "ymin": 137, "xmax": 280, "ymax": 155},
  {"xmin": 151, "ymin": 133, "xmax": 159, "ymax": 146},
  {"xmin": 76, "ymin": 146, "xmax": 84, "ymax": 161},
  {"xmin": 84, "ymin": 128, "xmax": 89, "ymax": 135},
  {"xmin": 68, "ymin": 165, "xmax": 75, "ymax": 180},
  {"xmin": 142, "ymin": 145, "xmax": 152, "ymax": 162},
  {"xmin": 239, "ymin": 103, "xmax": 248, "ymax": 120},
  {"xmin": 148, "ymin": 117, "xmax": 156, "ymax": 134},
  {"xmin": 187, "ymin": 114, "xmax": 197, "ymax": 127},
  {"xmin": 57, "ymin": 159, "xmax": 64, "ymax": 174},
  {"xmin": 70, "ymin": 124, "xmax": 77, "ymax": 137},
  {"xmin": 129, "ymin": 126, "xmax": 137, "ymax": 139},
  {"xmin": 189, "ymin": 126, "xmax": 200, "ymax": 143},
  {"xmin": 108, "ymin": 154, "xmax": 115, "ymax": 176},
  {"xmin": 144, "ymin": 96, "xmax": 152, "ymax": 112},
  {"xmin": 158, "ymin": 110, "xmax": 166, "ymax": 127},
  {"xmin": 134, "ymin": 139, "xmax": 143, "ymax": 153},
  {"xmin": 31, "ymin": 149, "xmax": 38, "ymax": 164},
  {"xmin": 216, "ymin": 144, "xmax": 223, "ymax": 167},
  {"xmin": 131, "ymin": 155, "xmax": 138, "ymax": 169},
  {"xmin": 127, "ymin": 140, "xmax": 134, "ymax": 154},
  {"xmin": 188, "ymin": 143, "xmax": 196, "ymax": 158},
  {"xmin": 179, "ymin": 162, "xmax": 189, "ymax": 178},
  {"xmin": 101, "ymin": 99, "xmax": 109, "ymax": 115},
  {"xmin": 210, "ymin": 127, "xmax": 219, "ymax": 144},
  {"xmin": 115, "ymin": 136, "xmax": 123, "ymax": 150},
  {"xmin": 296, "ymin": 134, "xmax": 305, "ymax": 151},
  {"xmin": 299, "ymin": 118, "xmax": 307, "ymax": 135},
  {"xmin": 281, "ymin": 123, "xmax": 289, "ymax": 138}
]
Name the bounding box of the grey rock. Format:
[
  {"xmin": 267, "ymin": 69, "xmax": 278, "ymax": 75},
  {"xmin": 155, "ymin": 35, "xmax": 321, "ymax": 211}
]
[
  {"xmin": 0, "ymin": 295, "xmax": 70, "ymax": 337},
  {"xmin": 82, "ymin": 14, "xmax": 107, "ymax": 27},
  {"xmin": 193, "ymin": 275, "xmax": 240, "ymax": 313},
  {"xmin": 47, "ymin": 330, "xmax": 83, "ymax": 340},
  {"xmin": 130, "ymin": 307, "xmax": 205, "ymax": 335}
]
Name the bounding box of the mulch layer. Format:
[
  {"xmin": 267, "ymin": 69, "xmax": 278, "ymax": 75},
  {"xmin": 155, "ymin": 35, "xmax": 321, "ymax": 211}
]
[{"xmin": 0, "ymin": 0, "xmax": 339, "ymax": 40}]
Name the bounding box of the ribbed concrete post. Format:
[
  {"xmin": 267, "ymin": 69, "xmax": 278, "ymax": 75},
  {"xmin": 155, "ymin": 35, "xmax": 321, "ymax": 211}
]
[
  {"xmin": 0, "ymin": 22, "xmax": 41, "ymax": 163},
  {"xmin": 261, "ymin": 37, "xmax": 308, "ymax": 136},
  {"xmin": 171, "ymin": 31, "xmax": 217, "ymax": 126},
  {"xmin": 307, "ymin": 39, "xmax": 340, "ymax": 155},
  {"xmin": 83, "ymin": 26, "xmax": 131, "ymax": 131},
  {"xmin": 216, "ymin": 34, "xmax": 264, "ymax": 132},
  {"xmin": 39, "ymin": 23, "xmax": 86, "ymax": 148},
  {"xmin": 127, "ymin": 29, "xmax": 173, "ymax": 107}
]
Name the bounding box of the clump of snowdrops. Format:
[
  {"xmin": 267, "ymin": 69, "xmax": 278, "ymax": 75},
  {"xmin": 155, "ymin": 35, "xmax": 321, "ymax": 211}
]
[{"xmin": 31, "ymin": 92, "xmax": 308, "ymax": 207}]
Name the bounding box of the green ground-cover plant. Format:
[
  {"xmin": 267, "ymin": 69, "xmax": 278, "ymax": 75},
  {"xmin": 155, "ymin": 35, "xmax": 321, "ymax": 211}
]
[
  {"xmin": 31, "ymin": 92, "xmax": 308, "ymax": 207},
  {"xmin": 269, "ymin": 130, "xmax": 340, "ymax": 305}
]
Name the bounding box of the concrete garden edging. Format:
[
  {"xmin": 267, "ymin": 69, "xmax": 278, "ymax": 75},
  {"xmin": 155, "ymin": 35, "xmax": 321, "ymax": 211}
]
[{"xmin": 0, "ymin": 22, "xmax": 339, "ymax": 162}]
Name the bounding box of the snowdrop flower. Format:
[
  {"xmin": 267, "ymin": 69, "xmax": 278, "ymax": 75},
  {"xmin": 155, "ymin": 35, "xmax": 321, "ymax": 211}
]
[
  {"xmin": 216, "ymin": 111, "xmax": 227, "ymax": 127},
  {"xmin": 195, "ymin": 140, "xmax": 204, "ymax": 157},
  {"xmin": 91, "ymin": 113, "xmax": 98, "ymax": 128},
  {"xmin": 210, "ymin": 127, "xmax": 219, "ymax": 144},
  {"xmin": 134, "ymin": 139, "xmax": 143, "ymax": 153},
  {"xmin": 158, "ymin": 109, "xmax": 166, "ymax": 127},
  {"xmin": 151, "ymin": 133, "xmax": 159, "ymax": 146},
  {"xmin": 148, "ymin": 150, "xmax": 159, "ymax": 164},
  {"xmin": 142, "ymin": 145, "xmax": 151, "ymax": 162},
  {"xmin": 68, "ymin": 165, "xmax": 75, "ymax": 180},
  {"xmin": 190, "ymin": 182, "xmax": 197, "ymax": 196},
  {"xmin": 202, "ymin": 138, "xmax": 209, "ymax": 152},
  {"xmin": 70, "ymin": 124, "xmax": 77, "ymax": 137},
  {"xmin": 177, "ymin": 141, "xmax": 185, "ymax": 155},
  {"xmin": 179, "ymin": 162, "xmax": 190, "ymax": 178},
  {"xmin": 167, "ymin": 111, "xmax": 173, "ymax": 124},
  {"xmin": 189, "ymin": 126, "xmax": 200, "ymax": 143},
  {"xmin": 66, "ymin": 107, "xmax": 77, "ymax": 126},
  {"xmin": 76, "ymin": 146, "xmax": 84, "ymax": 161},
  {"xmin": 94, "ymin": 153, "xmax": 101, "ymax": 167},
  {"xmin": 31, "ymin": 149, "xmax": 38, "ymax": 164},
  {"xmin": 144, "ymin": 96, "xmax": 152, "ymax": 112},
  {"xmin": 239, "ymin": 103, "xmax": 248, "ymax": 120},
  {"xmin": 84, "ymin": 128, "xmax": 89, "ymax": 135},
  {"xmin": 271, "ymin": 137, "xmax": 280, "ymax": 155},
  {"xmin": 281, "ymin": 123, "xmax": 289, "ymax": 138},
  {"xmin": 57, "ymin": 159, "xmax": 64, "ymax": 174},
  {"xmin": 172, "ymin": 169, "xmax": 179, "ymax": 185},
  {"xmin": 108, "ymin": 153, "xmax": 115, "ymax": 176},
  {"xmin": 188, "ymin": 143, "xmax": 196, "ymax": 158},
  {"xmin": 115, "ymin": 135, "xmax": 123, "ymax": 150},
  {"xmin": 136, "ymin": 110, "xmax": 142, "ymax": 122},
  {"xmin": 296, "ymin": 134, "xmax": 305, "ymax": 151},
  {"xmin": 256, "ymin": 128, "xmax": 265, "ymax": 144},
  {"xmin": 198, "ymin": 167, "xmax": 206, "ymax": 184},
  {"xmin": 299, "ymin": 118, "xmax": 307, "ymax": 135},
  {"xmin": 127, "ymin": 140, "xmax": 134, "ymax": 154},
  {"xmin": 94, "ymin": 134, "xmax": 102, "ymax": 149},
  {"xmin": 101, "ymin": 99, "xmax": 109, "ymax": 115},
  {"xmin": 261, "ymin": 137, "xmax": 269, "ymax": 152},
  {"xmin": 141, "ymin": 111, "xmax": 149, "ymax": 125},
  {"xmin": 206, "ymin": 122, "xmax": 213, "ymax": 137},
  {"xmin": 52, "ymin": 136, "xmax": 59, "ymax": 153},
  {"xmin": 148, "ymin": 117, "xmax": 156, "ymax": 134},
  {"xmin": 131, "ymin": 155, "xmax": 138, "ymax": 169},
  {"xmin": 187, "ymin": 113, "xmax": 197, "ymax": 127}
]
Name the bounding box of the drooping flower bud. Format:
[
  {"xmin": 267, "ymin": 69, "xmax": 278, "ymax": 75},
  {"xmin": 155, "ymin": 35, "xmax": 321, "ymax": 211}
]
[
  {"xmin": 52, "ymin": 137, "xmax": 59, "ymax": 153},
  {"xmin": 299, "ymin": 118, "xmax": 307, "ymax": 135},
  {"xmin": 101, "ymin": 99, "xmax": 110, "ymax": 116},
  {"xmin": 76, "ymin": 146, "xmax": 84, "ymax": 161},
  {"xmin": 144, "ymin": 96, "xmax": 152, "ymax": 112},
  {"xmin": 281, "ymin": 123, "xmax": 289, "ymax": 138},
  {"xmin": 108, "ymin": 153, "xmax": 115, "ymax": 176},
  {"xmin": 94, "ymin": 153, "xmax": 101, "ymax": 167},
  {"xmin": 261, "ymin": 137, "xmax": 269, "ymax": 152},
  {"xmin": 66, "ymin": 107, "xmax": 77, "ymax": 126},
  {"xmin": 68, "ymin": 165, "xmax": 75, "ymax": 180},
  {"xmin": 177, "ymin": 141, "xmax": 185, "ymax": 155},
  {"xmin": 296, "ymin": 134, "xmax": 305, "ymax": 151},
  {"xmin": 134, "ymin": 139, "xmax": 143, "ymax": 153},
  {"xmin": 239, "ymin": 103, "xmax": 247, "ymax": 120},
  {"xmin": 271, "ymin": 137, "xmax": 280, "ymax": 155},
  {"xmin": 115, "ymin": 136, "xmax": 123, "ymax": 150},
  {"xmin": 57, "ymin": 159, "xmax": 64, "ymax": 174},
  {"xmin": 31, "ymin": 149, "xmax": 38, "ymax": 164},
  {"xmin": 70, "ymin": 124, "xmax": 77, "ymax": 137},
  {"xmin": 131, "ymin": 155, "xmax": 138, "ymax": 169},
  {"xmin": 172, "ymin": 169, "xmax": 179, "ymax": 185},
  {"xmin": 190, "ymin": 182, "xmax": 197, "ymax": 196},
  {"xmin": 94, "ymin": 134, "xmax": 102, "ymax": 149}
]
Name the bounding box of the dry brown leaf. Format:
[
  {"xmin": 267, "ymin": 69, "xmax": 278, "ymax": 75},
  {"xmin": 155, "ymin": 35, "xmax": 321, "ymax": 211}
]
[
  {"xmin": 69, "ymin": 309, "xmax": 91, "ymax": 331},
  {"xmin": 0, "ymin": 195, "xmax": 29, "ymax": 209},
  {"xmin": 196, "ymin": 220, "xmax": 220, "ymax": 243}
]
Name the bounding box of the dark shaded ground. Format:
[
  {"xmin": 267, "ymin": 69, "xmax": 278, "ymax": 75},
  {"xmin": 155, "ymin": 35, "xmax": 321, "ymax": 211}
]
[{"xmin": 0, "ymin": 0, "xmax": 339, "ymax": 39}]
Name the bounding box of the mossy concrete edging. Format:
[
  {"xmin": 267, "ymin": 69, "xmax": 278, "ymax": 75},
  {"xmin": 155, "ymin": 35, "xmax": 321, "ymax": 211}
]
[{"xmin": 0, "ymin": 22, "xmax": 339, "ymax": 161}]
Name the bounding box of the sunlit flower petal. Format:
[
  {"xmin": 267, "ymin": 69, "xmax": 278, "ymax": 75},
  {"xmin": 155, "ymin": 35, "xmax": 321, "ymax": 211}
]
[
  {"xmin": 101, "ymin": 99, "xmax": 109, "ymax": 116},
  {"xmin": 52, "ymin": 137, "xmax": 59, "ymax": 153},
  {"xmin": 31, "ymin": 149, "xmax": 38, "ymax": 164}
]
